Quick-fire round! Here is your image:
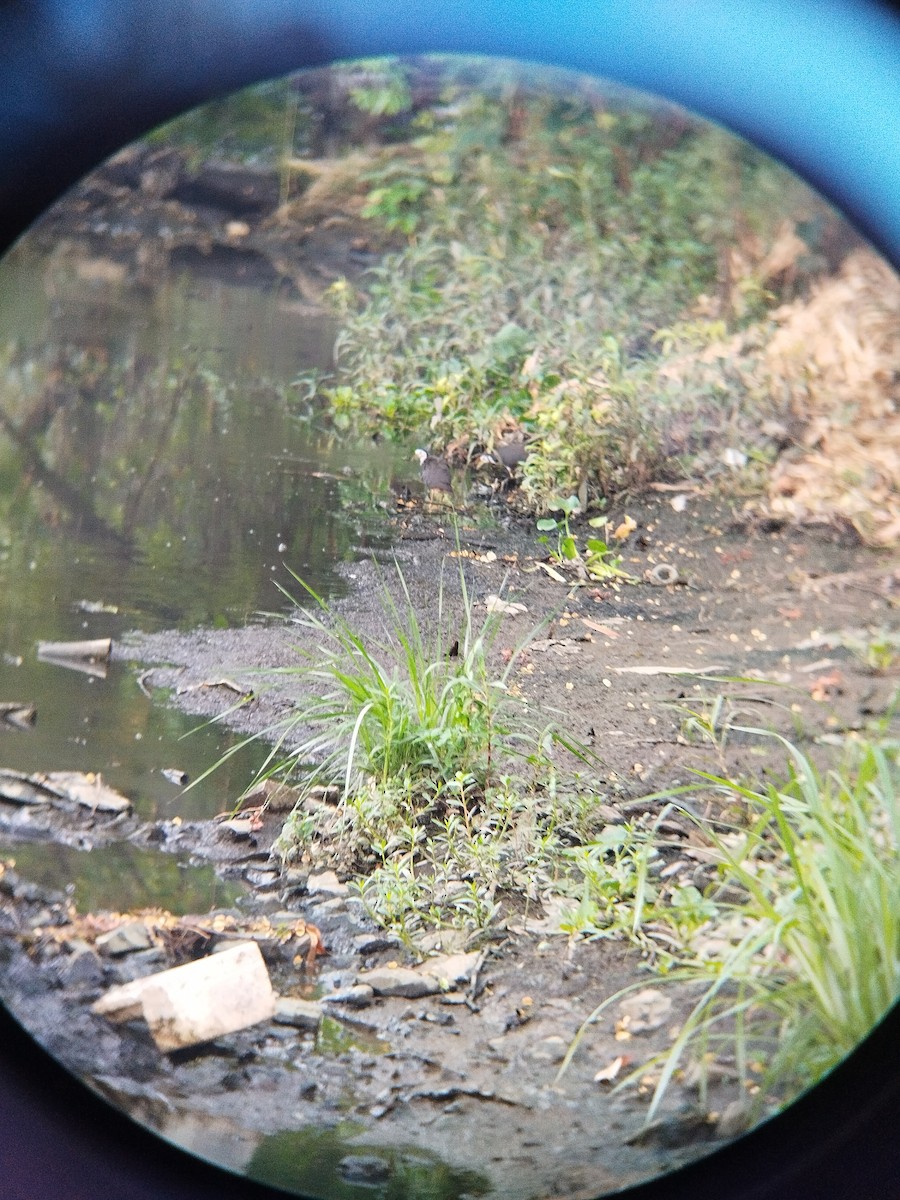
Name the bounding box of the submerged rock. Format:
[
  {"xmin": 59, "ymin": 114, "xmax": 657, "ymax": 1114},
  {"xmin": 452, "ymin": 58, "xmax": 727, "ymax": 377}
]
[{"xmin": 337, "ymin": 1154, "xmax": 392, "ymax": 1185}]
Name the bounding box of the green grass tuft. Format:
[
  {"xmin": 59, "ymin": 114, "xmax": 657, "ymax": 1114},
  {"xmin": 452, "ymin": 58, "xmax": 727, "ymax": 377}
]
[{"xmin": 558, "ymin": 731, "xmax": 900, "ymax": 1121}]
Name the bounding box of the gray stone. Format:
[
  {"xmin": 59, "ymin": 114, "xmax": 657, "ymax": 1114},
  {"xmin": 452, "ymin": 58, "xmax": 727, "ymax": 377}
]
[
  {"xmin": 337, "ymin": 1155, "xmax": 391, "ymax": 1185},
  {"xmin": 95, "ymin": 920, "xmax": 153, "ymax": 957},
  {"xmin": 526, "ymin": 1035, "xmax": 568, "ymax": 1063},
  {"xmin": 308, "ymin": 784, "xmax": 341, "ymax": 804},
  {"xmin": 58, "ymin": 947, "xmax": 104, "ymax": 989},
  {"xmin": 321, "ymin": 984, "xmax": 375, "ymax": 1008},
  {"xmin": 716, "ymin": 1099, "xmax": 753, "ymax": 1140},
  {"xmin": 307, "ymin": 870, "xmax": 348, "ymax": 898},
  {"xmin": 357, "ymin": 966, "xmax": 440, "ymax": 998},
  {"xmin": 352, "ymin": 932, "xmax": 400, "ymax": 955},
  {"xmin": 107, "ymin": 947, "xmax": 166, "ymax": 983},
  {"xmin": 273, "ymin": 997, "xmax": 323, "ymax": 1031},
  {"xmin": 419, "ymin": 950, "xmax": 480, "ymax": 988}
]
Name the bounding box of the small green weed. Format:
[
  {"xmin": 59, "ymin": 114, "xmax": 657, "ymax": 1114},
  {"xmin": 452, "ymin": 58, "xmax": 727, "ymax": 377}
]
[
  {"xmin": 558, "ymin": 732, "xmax": 900, "ymax": 1123},
  {"xmin": 838, "ymin": 627, "xmax": 900, "ymax": 674},
  {"xmin": 536, "ymin": 498, "xmax": 636, "ymax": 583},
  {"xmin": 536, "ymin": 496, "xmax": 581, "ymax": 562},
  {"xmin": 242, "ymin": 546, "xmax": 625, "ymax": 942},
  {"xmin": 268, "ymin": 555, "xmax": 535, "ymax": 797}
]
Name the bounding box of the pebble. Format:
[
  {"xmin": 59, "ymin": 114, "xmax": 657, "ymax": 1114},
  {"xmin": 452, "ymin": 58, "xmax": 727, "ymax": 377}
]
[
  {"xmin": 716, "ymin": 1099, "xmax": 754, "ymax": 1140},
  {"xmin": 273, "ymin": 997, "xmax": 323, "ymax": 1031},
  {"xmin": 337, "ymin": 1154, "xmax": 391, "ymax": 1185},
  {"xmin": 419, "ymin": 950, "xmax": 480, "ymax": 988},
  {"xmin": 352, "ymin": 932, "xmax": 400, "ymax": 955},
  {"xmin": 357, "ymin": 965, "xmax": 441, "ymax": 998},
  {"xmin": 307, "ymin": 784, "xmax": 341, "ymax": 804},
  {"xmin": 307, "ymin": 870, "xmax": 348, "ymax": 898},
  {"xmin": 95, "ymin": 920, "xmax": 153, "ymax": 957},
  {"xmin": 625, "ymin": 1105, "xmax": 713, "ymax": 1148},
  {"xmin": 321, "ymin": 984, "xmax": 375, "ymax": 1008},
  {"xmin": 57, "ymin": 947, "xmax": 105, "ymax": 989},
  {"xmin": 243, "ymin": 868, "xmax": 281, "ymax": 890},
  {"xmin": 526, "ymin": 1035, "xmax": 568, "ymax": 1063}
]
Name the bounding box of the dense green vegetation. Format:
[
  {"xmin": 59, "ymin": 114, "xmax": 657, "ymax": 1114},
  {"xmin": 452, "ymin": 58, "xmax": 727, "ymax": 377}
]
[
  {"xmin": 152, "ymin": 56, "xmax": 836, "ymax": 512},
  {"xmin": 305, "ymin": 58, "xmax": 831, "ymax": 510}
]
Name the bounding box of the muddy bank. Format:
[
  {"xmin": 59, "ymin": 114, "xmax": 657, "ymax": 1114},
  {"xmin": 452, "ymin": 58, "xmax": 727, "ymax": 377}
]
[
  {"xmin": 120, "ymin": 495, "xmax": 898, "ymax": 783},
  {"xmin": 0, "ymin": 827, "xmax": 734, "ymax": 1200},
  {"xmin": 29, "ymin": 142, "xmax": 391, "ymax": 302},
  {"xmin": 2, "ymin": 493, "xmax": 897, "ymax": 1197},
  {"xmin": 0, "ymin": 806, "xmax": 734, "ymax": 1200}
]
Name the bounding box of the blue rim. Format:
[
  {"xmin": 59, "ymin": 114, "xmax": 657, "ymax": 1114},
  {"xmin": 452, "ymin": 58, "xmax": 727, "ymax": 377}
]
[{"xmin": 0, "ymin": 3, "xmax": 898, "ymax": 1199}]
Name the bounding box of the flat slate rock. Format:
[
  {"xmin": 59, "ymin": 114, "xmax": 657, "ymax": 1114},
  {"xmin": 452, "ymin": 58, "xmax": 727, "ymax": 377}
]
[
  {"xmin": 95, "ymin": 920, "xmax": 154, "ymax": 957},
  {"xmin": 321, "ymin": 984, "xmax": 375, "ymax": 1008},
  {"xmin": 306, "ymin": 870, "xmax": 348, "ymax": 898},
  {"xmin": 357, "ymin": 965, "xmax": 440, "ymax": 998},
  {"xmin": 273, "ymin": 997, "xmax": 323, "ymax": 1030}
]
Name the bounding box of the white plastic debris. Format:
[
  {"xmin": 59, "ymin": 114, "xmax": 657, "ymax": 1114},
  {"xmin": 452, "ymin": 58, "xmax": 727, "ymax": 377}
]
[{"xmin": 92, "ymin": 941, "xmax": 275, "ymax": 1052}]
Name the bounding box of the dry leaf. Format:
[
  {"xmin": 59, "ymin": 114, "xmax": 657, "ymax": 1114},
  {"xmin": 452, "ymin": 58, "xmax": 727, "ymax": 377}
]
[
  {"xmin": 580, "ymin": 617, "xmax": 620, "ymax": 639},
  {"xmin": 594, "ymin": 1054, "xmax": 629, "ymax": 1084},
  {"xmin": 485, "ymin": 595, "xmax": 528, "ymax": 616},
  {"xmin": 809, "ymin": 669, "xmax": 843, "ymax": 701},
  {"xmin": 612, "ymin": 514, "xmax": 637, "ymax": 540}
]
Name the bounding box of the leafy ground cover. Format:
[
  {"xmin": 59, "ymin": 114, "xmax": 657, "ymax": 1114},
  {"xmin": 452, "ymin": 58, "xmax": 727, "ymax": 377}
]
[
  {"xmin": 280, "ymin": 59, "xmax": 894, "ymax": 529},
  {"xmin": 173, "ymin": 496, "xmax": 898, "ymax": 1130}
]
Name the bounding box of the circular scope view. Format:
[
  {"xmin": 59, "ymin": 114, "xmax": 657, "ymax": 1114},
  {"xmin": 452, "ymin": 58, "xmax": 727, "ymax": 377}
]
[{"xmin": 0, "ymin": 56, "xmax": 897, "ymax": 1200}]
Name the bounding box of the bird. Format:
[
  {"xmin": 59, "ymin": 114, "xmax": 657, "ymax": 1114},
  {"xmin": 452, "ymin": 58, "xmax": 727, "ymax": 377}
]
[
  {"xmin": 492, "ymin": 438, "xmax": 529, "ymax": 471},
  {"xmin": 476, "ymin": 436, "xmax": 531, "ymax": 493},
  {"xmin": 414, "ymin": 448, "xmax": 453, "ymax": 500}
]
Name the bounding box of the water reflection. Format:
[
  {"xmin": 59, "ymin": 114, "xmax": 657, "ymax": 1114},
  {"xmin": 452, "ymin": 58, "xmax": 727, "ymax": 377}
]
[
  {"xmin": 0, "ymin": 242, "xmax": 400, "ymax": 632},
  {"xmin": 0, "ymin": 839, "xmax": 242, "ymax": 914},
  {"xmin": 246, "ymin": 1125, "xmax": 491, "ymax": 1200},
  {"xmin": 0, "ymin": 241, "xmax": 404, "ymax": 829}
]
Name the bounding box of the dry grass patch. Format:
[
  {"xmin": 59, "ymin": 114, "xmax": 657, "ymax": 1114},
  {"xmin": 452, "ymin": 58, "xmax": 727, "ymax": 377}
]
[{"xmin": 763, "ymin": 249, "xmax": 900, "ymax": 545}]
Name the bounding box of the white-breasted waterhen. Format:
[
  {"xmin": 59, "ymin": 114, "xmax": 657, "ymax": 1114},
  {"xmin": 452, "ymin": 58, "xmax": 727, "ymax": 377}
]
[{"xmin": 414, "ymin": 448, "xmax": 453, "ymax": 497}]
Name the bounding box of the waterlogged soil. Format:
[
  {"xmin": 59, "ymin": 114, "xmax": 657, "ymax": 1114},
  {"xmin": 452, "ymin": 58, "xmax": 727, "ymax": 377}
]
[{"xmin": 2, "ymin": 492, "xmax": 898, "ymax": 1200}]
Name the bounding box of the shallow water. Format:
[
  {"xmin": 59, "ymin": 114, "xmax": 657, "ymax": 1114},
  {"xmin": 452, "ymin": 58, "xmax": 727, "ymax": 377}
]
[
  {"xmin": 244, "ymin": 1124, "xmax": 491, "ymax": 1200},
  {"xmin": 0, "ymin": 838, "xmax": 242, "ymax": 914},
  {"xmin": 0, "ymin": 240, "xmax": 403, "ymax": 857}
]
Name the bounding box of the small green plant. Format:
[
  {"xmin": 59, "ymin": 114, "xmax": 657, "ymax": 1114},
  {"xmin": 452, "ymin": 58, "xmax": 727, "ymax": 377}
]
[
  {"xmin": 536, "ymin": 500, "xmax": 635, "ymax": 583},
  {"xmin": 269, "ymin": 555, "xmax": 533, "ymax": 797},
  {"xmin": 536, "ymin": 495, "xmax": 581, "ymax": 561},
  {"xmin": 347, "ymin": 59, "xmax": 413, "ymax": 118},
  {"xmin": 672, "ymin": 693, "xmax": 736, "ymax": 753},
  {"xmin": 558, "ymin": 732, "xmax": 900, "ymax": 1123},
  {"xmin": 581, "ymin": 533, "xmax": 632, "ymax": 583},
  {"xmin": 558, "ymin": 823, "xmax": 661, "ymax": 940},
  {"xmin": 837, "ymin": 627, "xmax": 900, "ymax": 674},
  {"xmin": 361, "ymin": 167, "xmax": 430, "ymax": 235}
]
